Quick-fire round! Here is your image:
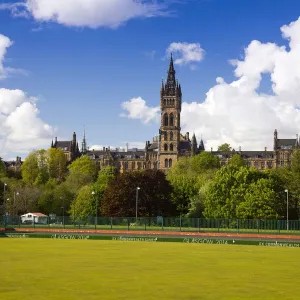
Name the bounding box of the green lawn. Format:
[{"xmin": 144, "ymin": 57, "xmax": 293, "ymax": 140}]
[{"xmin": 0, "ymin": 239, "xmax": 300, "ymax": 299}]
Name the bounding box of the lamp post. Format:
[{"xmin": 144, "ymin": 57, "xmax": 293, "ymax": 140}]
[
  {"xmin": 4, "ymin": 198, "xmax": 9, "ymax": 227},
  {"xmin": 3, "ymin": 183, "xmax": 7, "ymax": 216},
  {"xmin": 136, "ymin": 187, "xmax": 140, "ymax": 223},
  {"xmin": 285, "ymin": 189, "xmax": 289, "ymax": 231},
  {"xmin": 60, "ymin": 197, "xmax": 65, "ymax": 227},
  {"xmin": 13, "ymin": 191, "xmax": 19, "ymax": 218}
]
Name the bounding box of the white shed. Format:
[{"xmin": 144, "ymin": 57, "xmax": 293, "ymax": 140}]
[{"xmin": 21, "ymin": 213, "xmax": 48, "ymax": 224}]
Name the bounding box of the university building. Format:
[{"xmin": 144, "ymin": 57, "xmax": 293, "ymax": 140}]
[{"xmin": 51, "ymin": 56, "xmax": 298, "ymax": 172}]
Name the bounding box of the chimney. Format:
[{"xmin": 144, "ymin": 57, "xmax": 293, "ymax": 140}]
[
  {"xmin": 265, "ymin": 147, "xmax": 267, "ymax": 151},
  {"xmin": 103, "ymin": 147, "xmax": 105, "ymax": 151},
  {"xmin": 211, "ymin": 147, "xmax": 213, "ymax": 152},
  {"xmin": 186, "ymin": 132, "xmax": 189, "ymax": 140}
]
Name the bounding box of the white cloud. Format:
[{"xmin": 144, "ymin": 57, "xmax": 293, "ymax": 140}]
[
  {"xmin": 0, "ymin": 34, "xmax": 13, "ymax": 79},
  {"xmin": 166, "ymin": 42, "xmax": 205, "ymax": 68},
  {"xmin": 0, "ymin": 33, "xmax": 54, "ymax": 158},
  {"xmin": 0, "ymin": 0, "xmax": 168, "ymax": 29},
  {"xmin": 0, "ymin": 88, "xmax": 55, "ymax": 157},
  {"xmin": 121, "ymin": 17, "xmax": 300, "ymax": 151},
  {"xmin": 120, "ymin": 97, "xmax": 160, "ymax": 124}
]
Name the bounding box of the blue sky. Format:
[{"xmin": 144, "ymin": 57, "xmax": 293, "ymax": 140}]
[{"xmin": 1, "ymin": 0, "xmax": 300, "ymax": 159}]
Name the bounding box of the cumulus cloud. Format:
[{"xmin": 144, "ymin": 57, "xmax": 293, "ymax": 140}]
[
  {"xmin": 0, "ymin": 0, "xmax": 168, "ymax": 29},
  {"xmin": 0, "ymin": 34, "xmax": 54, "ymax": 158},
  {"xmin": 121, "ymin": 17, "xmax": 300, "ymax": 151},
  {"xmin": 166, "ymin": 42, "xmax": 205, "ymax": 68},
  {"xmin": 0, "ymin": 88, "xmax": 55, "ymax": 157},
  {"xmin": 0, "ymin": 34, "xmax": 13, "ymax": 79},
  {"xmin": 120, "ymin": 97, "xmax": 160, "ymax": 124}
]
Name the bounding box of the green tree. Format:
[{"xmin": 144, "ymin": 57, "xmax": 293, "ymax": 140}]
[
  {"xmin": 0, "ymin": 157, "xmax": 6, "ymax": 178},
  {"xmin": 236, "ymin": 178, "xmax": 284, "ymax": 219},
  {"xmin": 229, "ymin": 154, "xmax": 246, "ymax": 168},
  {"xmin": 21, "ymin": 152, "xmax": 40, "ymax": 184},
  {"xmin": 189, "ymin": 152, "xmax": 220, "ymax": 174},
  {"xmin": 65, "ymin": 156, "xmax": 97, "ymax": 193},
  {"xmin": 69, "ymin": 185, "xmax": 95, "ymax": 221},
  {"xmin": 101, "ymin": 170, "xmax": 175, "ymax": 217},
  {"xmin": 218, "ymin": 143, "xmax": 232, "ymax": 152},
  {"xmin": 204, "ymin": 165, "xmax": 267, "ymax": 219},
  {"xmin": 47, "ymin": 148, "xmax": 67, "ymax": 182}
]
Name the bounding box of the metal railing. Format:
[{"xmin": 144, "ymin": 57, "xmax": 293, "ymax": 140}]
[{"xmin": 1, "ymin": 216, "xmax": 300, "ymax": 235}]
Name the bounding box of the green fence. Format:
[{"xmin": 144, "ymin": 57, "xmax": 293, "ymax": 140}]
[{"xmin": 1, "ymin": 215, "xmax": 300, "ymax": 235}]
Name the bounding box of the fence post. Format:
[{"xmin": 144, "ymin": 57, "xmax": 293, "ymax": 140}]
[
  {"xmin": 127, "ymin": 218, "xmax": 130, "ymax": 231},
  {"xmin": 198, "ymin": 218, "xmax": 200, "ymax": 233},
  {"xmin": 110, "ymin": 217, "xmax": 113, "ymax": 230},
  {"xmin": 144, "ymin": 218, "xmax": 146, "ymax": 231},
  {"xmin": 162, "ymin": 217, "xmax": 164, "ymax": 231},
  {"xmin": 18, "ymin": 216, "xmax": 20, "ymax": 228},
  {"xmin": 33, "ymin": 216, "xmax": 35, "ymax": 229},
  {"xmin": 237, "ymin": 219, "xmax": 239, "ymax": 234}
]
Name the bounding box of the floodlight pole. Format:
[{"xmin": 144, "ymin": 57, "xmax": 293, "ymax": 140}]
[{"xmin": 136, "ymin": 187, "xmax": 140, "ymax": 223}]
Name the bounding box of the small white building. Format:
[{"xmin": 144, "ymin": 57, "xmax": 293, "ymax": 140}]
[{"xmin": 21, "ymin": 213, "xmax": 48, "ymax": 224}]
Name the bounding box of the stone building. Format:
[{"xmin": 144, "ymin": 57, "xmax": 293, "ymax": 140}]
[{"xmin": 51, "ymin": 56, "xmax": 298, "ymax": 172}]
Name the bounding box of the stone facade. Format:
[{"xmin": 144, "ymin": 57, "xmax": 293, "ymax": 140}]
[{"xmin": 51, "ymin": 56, "xmax": 299, "ymax": 172}]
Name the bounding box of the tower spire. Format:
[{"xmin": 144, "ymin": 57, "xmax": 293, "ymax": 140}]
[
  {"xmin": 165, "ymin": 54, "xmax": 176, "ymax": 96},
  {"xmin": 81, "ymin": 125, "xmax": 87, "ymax": 154}
]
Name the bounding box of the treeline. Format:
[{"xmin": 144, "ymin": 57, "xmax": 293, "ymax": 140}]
[{"xmin": 1, "ymin": 147, "xmax": 300, "ymax": 220}]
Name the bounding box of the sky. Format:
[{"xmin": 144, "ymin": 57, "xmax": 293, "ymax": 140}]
[{"xmin": 1, "ymin": 0, "xmax": 300, "ymax": 160}]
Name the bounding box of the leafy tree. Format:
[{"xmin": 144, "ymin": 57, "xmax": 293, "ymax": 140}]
[
  {"xmin": 0, "ymin": 157, "xmax": 6, "ymax": 178},
  {"xmin": 236, "ymin": 178, "xmax": 284, "ymax": 219},
  {"xmin": 47, "ymin": 148, "xmax": 67, "ymax": 182},
  {"xmin": 229, "ymin": 154, "xmax": 246, "ymax": 168},
  {"xmin": 65, "ymin": 156, "xmax": 97, "ymax": 193},
  {"xmin": 21, "ymin": 152, "xmax": 40, "ymax": 184},
  {"xmin": 218, "ymin": 143, "xmax": 232, "ymax": 152},
  {"xmin": 204, "ymin": 165, "xmax": 267, "ymax": 219},
  {"xmin": 69, "ymin": 185, "xmax": 95, "ymax": 221},
  {"xmin": 189, "ymin": 152, "xmax": 220, "ymax": 174},
  {"xmin": 101, "ymin": 170, "xmax": 175, "ymax": 217}
]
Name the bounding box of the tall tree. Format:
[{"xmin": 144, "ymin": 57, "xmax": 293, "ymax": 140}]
[
  {"xmin": 218, "ymin": 143, "xmax": 232, "ymax": 152},
  {"xmin": 47, "ymin": 148, "xmax": 67, "ymax": 182},
  {"xmin": 101, "ymin": 170, "xmax": 175, "ymax": 217}
]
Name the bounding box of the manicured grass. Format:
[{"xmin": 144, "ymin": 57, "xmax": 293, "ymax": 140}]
[{"xmin": 1, "ymin": 239, "xmax": 300, "ymax": 299}]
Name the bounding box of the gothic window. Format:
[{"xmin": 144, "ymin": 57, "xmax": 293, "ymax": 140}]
[
  {"xmin": 170, "ymin": 113, "xmax": 174, "ymax": 126},
  {"xmin": 137, "ymin": 162, "xmax": 141, "ymax": 170},
  {"xmin": 164, "ymin": 113, "xmax": 168, "ymax": 126},
  {"xmin": 165, "ymin": 159, "xmax": 169, "ymax": 168},
  {"xmin": 164, "ymin": 144, "xmax": 168, "ymax": 151},
  {"xmin": 124, "ymin": 162, "xmax": 128, "ymax": 169},
  {"xmin": 170, "ymin": 131, "xmax": 173, "ymax": 141},
  {"xmin": 164, "ymin": 133, "xmax": 168, "ymax": 141},
  {"xmin": 170, "ymin": 144, "xmax": 174, "ymax": 151},
  {"xmin": 132, "ymin": 162, "xmax": 135, "ymax": 169},
  {"xmin": 169, "ymin": 159, "xmax": 173, "ymax": 168}
]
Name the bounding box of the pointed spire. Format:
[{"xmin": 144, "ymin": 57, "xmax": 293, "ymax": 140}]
[
  {"xmin": 51, "ymin": 140, "xmax": 54, "ymax": 148},
  {"xmin": 198, "ymin": 135, "xmax": 205, "ymax": 151},
  {"xmin": 191, "ymin": 133, "xmax": 197, "ymax": 156},
  {"xmin": 81, "ymin": 125, "xmax": 87, "ymax": 154},
  {"xmin": 165, "ymin": 54, "xmax": 176, "ymax": 96}
]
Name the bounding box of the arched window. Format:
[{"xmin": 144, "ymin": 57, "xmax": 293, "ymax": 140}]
[
  {"xmin": 170, "ymin": 113, "xmax": 174, "ymax": 126},
  {"xmin": 132, "ymin": 162, "xmax": 135, "ymax": 169},
  {"xmin": 169, "ymin": 159, "xmax": 173, "ymax": 168},
  {"xmin": 164, "ymin": 133, "xmax": 168, "ymax": 141},
  {"xmin": 170, "ymin": 144, "xmax": 173, "ymax": 151},
  {"xmin": 164, "ymin": 144, "xmax": 168, "ymax": 151},
  {"xmin": 164, "ymin": 113, "xmax": 168, "ymax": 126},
  {"xmin": 124, "ymin": 162, "xmax": 128, "ymax": 169},
  {"xmin": 170, "ymin": 131, "xmax": 173, "ymax": 141},
  {"xmin": 165, "ymin": 159, "xmax": 169, "ymax": 168}
]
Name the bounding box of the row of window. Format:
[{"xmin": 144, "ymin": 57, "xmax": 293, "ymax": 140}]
[
  {"xmin": 163, "ymin": 144, "xmax": 175, "ymax": 151},
  {"xmin": 164, "ymin": 159, "xmax": 173, "ymax": 168},
  {"xmin": 162, "ymin": 99, "xmax": 176, "ymax": 106},
  {"xmin": 163, "ymin": 131, "xmax": 174, "ymax": 141},
  {"xmin": 163, "ymin": 113, "xmax": 179, "ymax": 127}
]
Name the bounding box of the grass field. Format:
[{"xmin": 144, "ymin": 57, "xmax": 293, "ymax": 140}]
[{"xmin": 1, "ymin": 239, "xmax": 300, "ymax": 300}]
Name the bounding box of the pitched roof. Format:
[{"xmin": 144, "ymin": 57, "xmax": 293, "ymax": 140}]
[
  {"xmin": 56, "ymin": 141, "xmax": 72, "ymax": 151},
  {"xmin": 277, "ymin": 139, "xmax": 297, "ymax": 149}
]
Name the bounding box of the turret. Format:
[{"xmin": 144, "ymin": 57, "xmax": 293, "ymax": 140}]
[
  {"xmin": 191, "ymin": 133, "xmax": 197, "ymax": 156},
  {"xmin": 273, "ymin": 129, "xmax": 278, "ymax": 150}
]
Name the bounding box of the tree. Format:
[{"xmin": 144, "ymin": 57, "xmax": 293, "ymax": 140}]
[
  {"xmin": 69, "ymin": 185, "xmax": 95, "ymax": 221},
  {"xmin": 101, "ymin": 170, "xmax": 175, "ymax": 217},
  {"xmin": 229, "ymin": 154, "xmax": 246, "ymax": 168},
  {"xmin": 218, "ymin": 143, "xmax": 232, "ymax": 152},
  {"xmin": 236, "ymin": 178, "xmax": 284, "ymax": 219},
  {"xmin": 47, "ymin": 148, "xmax": 67, "ymax": 182},
  {"xmin": 21, "ymin": 151, "xmax": 40, "ymax": 184},
  {"xmin": 204, "ymin": 165, "xmax": 267, "ymax": 219},
  {"xmin": 65, "ymin": 156, "xmax": 97, "ymax": 193},
  {"xmin": 189, "ymin": 152, "xmax": 220, "ymax": 174},
  {"xmin": 0, "ymin": 157, "xmax": 6, "ymax": 178}
]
